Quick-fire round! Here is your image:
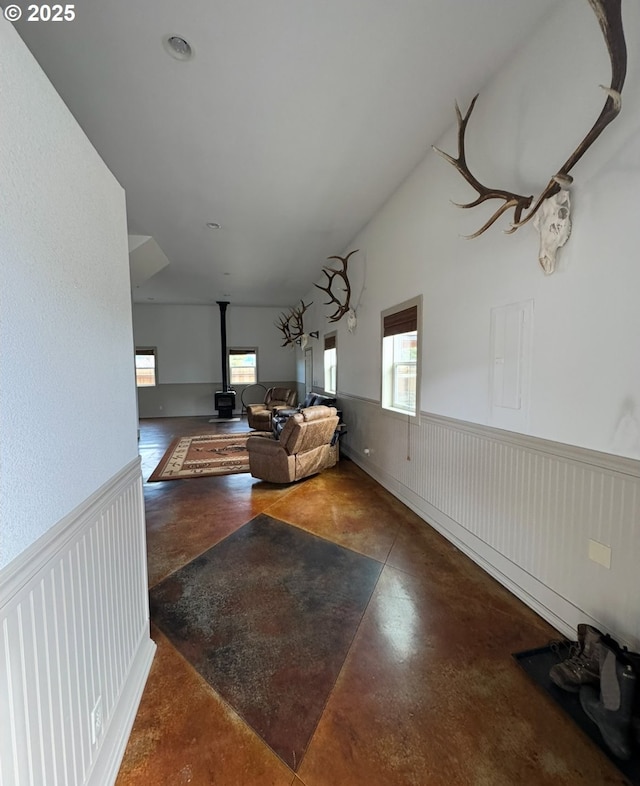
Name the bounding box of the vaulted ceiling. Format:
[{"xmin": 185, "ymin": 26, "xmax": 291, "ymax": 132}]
[{"xmin": 16, "ymin": 0, "xmax": 558, "ymax": 307}]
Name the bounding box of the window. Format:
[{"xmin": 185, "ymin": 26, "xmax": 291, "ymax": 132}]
[
  {"xmin": 323, "ymin": 334, "xmax": 337, "ymax": 395},
  {"xmin": 135, "ymin": 348, "xmax": 157, "ymax": 387},
  {"xmin": 381, "ymin": 298, "xmax": 420, "ymax": 416},
  {"xmin": 229, "ymin": 348, "xmax": 257, "ymax": 385}
]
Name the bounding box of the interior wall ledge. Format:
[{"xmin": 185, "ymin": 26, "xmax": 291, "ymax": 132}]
[{"xmin": 0, "ymin": 456, "xmax": 143, "ymax": 603}]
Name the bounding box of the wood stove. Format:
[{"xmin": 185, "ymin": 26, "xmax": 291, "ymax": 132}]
[
  {"xmin": 215, "ymin": 301, "xmax": 236, "ymax": 418},
  {"xmin": 214, "ymin": 390, "xmax": 235, "ymax": 418}
]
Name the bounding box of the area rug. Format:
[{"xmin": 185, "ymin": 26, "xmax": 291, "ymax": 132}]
[
  {"xmin": 149, "ymin": 514, "xmax": 382, "ymax": 770},
  {"xmin": 513, "ymin": 643, "xmax": 639, "ymax": 784},
  {"xmin": 148, "ymin": 432, "xmax": 251, "ymax": 481}
]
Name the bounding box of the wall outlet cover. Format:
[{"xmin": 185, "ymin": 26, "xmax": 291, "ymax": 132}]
[
  {"xmin": 588, "ymin": 539, "xmax": 611, "ymax": 569},
  {"xmin": 91, "ymin": 695, "xmax": 103, "ymax": 745}
]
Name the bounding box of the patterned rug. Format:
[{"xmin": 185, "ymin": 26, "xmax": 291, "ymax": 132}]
[
  {"xmin": 148, "ymin": 432, "xmax": 252, "ymax": 481},
  {"xmin": 149, "ymin": 514, "xmax": 382, "ymax": 769}
]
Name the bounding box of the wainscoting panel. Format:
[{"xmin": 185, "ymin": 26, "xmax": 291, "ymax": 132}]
[
  {"xmin": 0, "ymin": 459, "xmax": 156, "ymax": 786},
  {"xmin": 339, "ymin": 394, "xmax": 640, "ymax": 650}
]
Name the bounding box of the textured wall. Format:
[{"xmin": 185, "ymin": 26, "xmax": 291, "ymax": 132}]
[{"xmin": 0, "ymin": 18, "xmax": 139, "ymax": 568}]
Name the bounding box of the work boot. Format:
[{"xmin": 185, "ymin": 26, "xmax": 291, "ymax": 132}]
[
  {"xmin": 600, "ymin": 640, "xmax": 640, "ymax": 745},
  {"xmin": 623, "ymin": 649, "xmax": 640, "ymax": 747},
  {"xmin": 580, "ymin": 636, "xmax": 637, "ymax": 760},
  {"xmin": 549, "ymin": 624, "xmax": 602, "ymax": 692}
]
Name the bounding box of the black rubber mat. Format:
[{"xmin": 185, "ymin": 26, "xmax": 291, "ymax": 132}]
[{"xmin": 513, "ymin": 643, "xmax": 639, "ymax": 785}]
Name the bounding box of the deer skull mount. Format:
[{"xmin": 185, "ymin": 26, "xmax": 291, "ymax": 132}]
[
  {"xmin": 315, "ymin": 249, "xmax": 358, "ymax": 325},
  {"xmin": 432, "ymin": 0, "xmax": 626, "ymax": 273},
  {"xmin": 275, "ymin": 300, "xmax": 318, "ymax": 348}
]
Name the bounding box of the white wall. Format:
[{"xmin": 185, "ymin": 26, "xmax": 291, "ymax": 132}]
[
  {"xmin": 0, "ymin": 18, "xmax": 139, "ymax": 568},
  {"xmin": 133, "ymin": 303, "xmax": 296, "ymax": 383},
  {"xmin": 297, "ymin": 0, "xmax": 640, "ymax": 647},
  {"xmin": 132, "ymin": 303, "xmax": 298, "ymax": 415},
  {"xmin": 0, "ymin": 19, "xmax": 154, "ymax": 786},
  {"xmin": 305, "ymin": 0, "xmax": 640, "ymax": 461}
]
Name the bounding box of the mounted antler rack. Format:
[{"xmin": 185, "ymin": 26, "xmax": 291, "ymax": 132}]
[
  {"xmin": 314, "ymin": 249, "xmax": 358, "ymax": 323},
  {"xmin": 432, "ymin": 0, "xmax": 626, "ymax": 242},
  {"xmin": 275, "ymin": 300, "xmax": 318, "ymax": 347}
]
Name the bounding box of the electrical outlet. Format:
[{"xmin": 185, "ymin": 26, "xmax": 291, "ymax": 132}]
[
  {"xmin": 91, "ymin": 695, "xmax": 103, "ymax": 745},
  {"xmin": 588, "ymin": 539, "xmax": 611, "ymax": 569}
]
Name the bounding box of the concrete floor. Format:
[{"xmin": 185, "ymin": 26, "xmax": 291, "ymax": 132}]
[{"xmin": 116, "ymin": 416, "xmax": 627, "ymax": 786}]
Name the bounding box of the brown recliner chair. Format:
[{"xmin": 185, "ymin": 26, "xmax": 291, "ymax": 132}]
[
  {"xmin": 246, "ymin": 405, "xmax": 339, "ymax": 483},
  {"xmin": 246, "ymin": 387, "xmax": 297, "ymax": 431}
]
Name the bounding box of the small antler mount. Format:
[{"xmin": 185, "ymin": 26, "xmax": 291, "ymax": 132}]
[{"xmin": 275, "ymin": 300, "xmax": 318, "ymax": 348}]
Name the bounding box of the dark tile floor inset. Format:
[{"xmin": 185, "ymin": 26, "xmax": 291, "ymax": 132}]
[{"xmin": 149, "ymin": 513, "xmax": 383, "ymax": 770}]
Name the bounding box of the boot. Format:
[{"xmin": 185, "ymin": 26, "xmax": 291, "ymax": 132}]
[
  {"xmin": 580, "ymin": 636, "xmax": 637, "ymax": 760},
  {"xmin": 601, "ymin": 641, "xmax": 640, "ymax": 748},
  {"xmin": 549, "ymin": 624, "xmax": 602, "ymax": 692},
  {"xmin": 623, "ymin": 649, "xmax": 640, "ymax": 747}
]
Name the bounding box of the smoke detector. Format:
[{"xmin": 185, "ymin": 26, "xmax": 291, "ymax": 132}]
[{"xmin": 163, "ymin": 35, "xmax": 194, "ymax": 61}]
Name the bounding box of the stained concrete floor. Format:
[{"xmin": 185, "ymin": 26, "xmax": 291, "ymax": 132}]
[{"xmin": 116, "ymin": 416, "xmax": 627, "ymax": 786}]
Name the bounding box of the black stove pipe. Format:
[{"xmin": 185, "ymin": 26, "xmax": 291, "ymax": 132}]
[
  {"xmin": 217, "ymin": 300, "xmax": 230, "ymax": 392},
  {"xmin": 214, "ymin": 301, "xmax": 235, "ymax": 418}
]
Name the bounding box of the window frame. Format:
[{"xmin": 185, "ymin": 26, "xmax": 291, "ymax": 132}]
[
  {"xmin": 135, "ymin": 347, "xmax": 158, "ymax": 387},
  {"xmin": 323, "ymin": 332, "xmax": 337, "ymax": 395},
  {"xmin": 380, "ymin": 296, "xmax": 422, "ymax": 418},
  {"xmin": 228, "ymin": 347, "xmax": 258, "ymax": 387}
]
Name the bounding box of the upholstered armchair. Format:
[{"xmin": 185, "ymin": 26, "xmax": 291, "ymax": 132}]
[
  {"xmin": 271, "ymin": 392, "xmax": 338, "ymax": 439},
  {"xmin": 246, "ymin": 405, "xmax": 339, "ymax": 483},
  {"xmin": 246, "ymin": 387, "xmax": 297, "ymax": 431}
]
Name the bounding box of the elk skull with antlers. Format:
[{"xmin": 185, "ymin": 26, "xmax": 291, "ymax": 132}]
[
  {"xmin": 275, "ymin": 300, "xmax": 318, "ymax": 348},
  {"xmin": 432, "ymin": 0, "xmax": 626, "ymax": 272},
  {"xmin": 315, "ymin": 249, "xmax": 357, "ymax": 325}
]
